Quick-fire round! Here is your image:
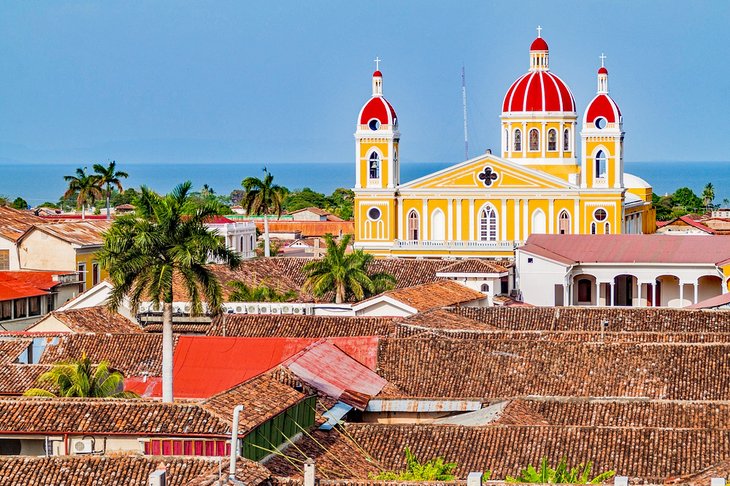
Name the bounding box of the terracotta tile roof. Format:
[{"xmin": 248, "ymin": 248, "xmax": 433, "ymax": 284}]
[
  {"xmin": 38, "ymin": 334, "xmax": 170, "ymax": 376},
  {"xmin": 395, "ymin": 309, "xmax": 495, "ymax": 337},
  {"xmin": 288, "ymin": 207, "xmax": 332, "ymax": 217},
  {"xmin": 207, "ymin": 314, "xmax": 396, "ymax": 337},
  {"xmin": 451, "ymin": 306, "xmax": 730, "ymax": 333},
  {"xmin": 0, "ymin": 455, "xmax": 270, "ymax": 486},
  {"xmin": 0, "ymin": 206, "xmax": 44, "ymax": 242},
  {"xmin": 658, "ymin": 215, "xmax": 716, "ymax": 234},
  {"xmin": 520, "ymin": 234, "xmax": 730, "ymax": 265},
  {"xmin": 436, "ymin": 259, "xmax": 509, "ymax": 274},
  {"xmin": 0, "ymin": 397, "xmax": 230, "ymax": 436},
  {"xmin": 361, "ymin": 280, "xmax": 486, "ymax": 312},
  {"xmin": 29, "ymin": 220, "xmax": 111, "ymax": 247},
  {"xmin": 42, "ymin": 306, "xmax": 143, "ymax": 333},
  {"xmin": 202, "ymin": 369, "xmax": 308, "ymax": 432},
  {"xmin": 688, "ymin": 292, "xmax": 730, "ymax": 309},
  {"xmin": 285, "ymin": 423, "xmax": 730, "ymax": 482},
  {"xmin": 255, "ymin": 220, "xmax": 355, "ymax": 238},
  {"xmin": 0, "ymin": 340, "xmax": 30, "ymax": 365},
  {"xmin": 0, "ymin": 364, "xmax": 49, "ymax": 395},
  {"xmin": 143, "ymin": 322, "xmax": 211, "ymax": 334},
  {"xmin": 376, "ymin": 338, "xmax": 730, "ymax": 400}
]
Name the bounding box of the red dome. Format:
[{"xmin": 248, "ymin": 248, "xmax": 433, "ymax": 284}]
[
  {"xmin": 358, "ymin": 96, "xmax": 397, "ymax": 126},
  {"xmin": 502, "ymin": 71, "xmax": 576, "ymax": 113},
  {"xmin": 530, "ymin": 37, "xmax": 549, "ymax": 51},
  {"xmin": 598, "ymin": 66, "xmax": 608, "ymax": 74},
  {"xmin": 373, "ymin": 70, "xmax": 382, "ymax": 77},
  {"xmin": 585, "ymin": 94, "xmax": 621, "ymax": 124}
]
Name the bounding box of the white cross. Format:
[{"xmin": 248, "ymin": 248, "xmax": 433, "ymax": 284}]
[
  {"xmin": 600, "ymin": 53, "xmax": 607, "ymax": 67},
  {"xmin": 374, "ymin": 57, "xmax": 381, "ymax": 71},
  {"xmin": 536, "ymin": 25, "xmax": 542, "ymax": 37}
]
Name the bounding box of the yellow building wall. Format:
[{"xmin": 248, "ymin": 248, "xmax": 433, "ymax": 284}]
[
  {"xmin": 75, "ymin": 250, "xmax": 108, "ymax": 292},
  {"xmin": 358, "ymin": 141, "xmax": 390, "ymax": 188}
]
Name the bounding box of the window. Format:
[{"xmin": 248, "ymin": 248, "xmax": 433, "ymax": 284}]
[
  {"xmin": 595, "ymin": 117, "xmax": 607, "ymax": 129},
  {"xmin": 0, "ymin": 250, "xmax": 8, "ymax": 270},
  {"xmin": 577, "ymin": 279, "xmax": 592, "ymax": 303},
  {"xmin": 47, "ymin": 294, "xmax": 55, "ymax": 313},
  {"xmin": 0, "ymin": 301, "xmax": 11, "ymax": 321},
  {"xmin": 367, "ymin": 207, "xmax": 381, "ymax": 220},
  {"xmin": 591, "ymin": 222, "xmax": 597, "ymax": 234},
  {"xmin": 479, "ymin": 206, "xmax": 498, "ymax": 241},
  {"xmin": 563, "ymin": 128, "xmax": 570, "ymax": 151},
  {"xmin": 513, "ymin": 129, "xmax": 522, "ymax": 152},
  {"xmin": 92, "ymin": 262, "xmax": 100, "ymax": 286},
  {"xmin": 481, "ymin": 283, "xmax": 490, "ymax": 293},
  {"xmin": 28, "ymin": 296, "xmax": 41, "ymax": 317},
  {"xmin": 547, "ymin": 129, "xmax": 557, "ymax": 151},
  {"xmin": 368, "ymin": 119, "xmax": 381, "ymax": 131},
  {"xmin": 78, "ymin": 262, "xmax": 87, "ymax": 292},
  {"xmin": 558, "ymin": 210, "xmax": 570, "ymax": 234},
  {"xmin": 431, "ymin": 209, "xmax": 445, "ymax": 241},
  {"xmin": 529, "ymin": 128, "xmax": 540, "ymax": 151},
  {"xmin": 368, "ymin": 152, "xmax": 380, "ymax": 179},
  {"xmin": 594, "ymin": 208, "xmax": 607, "ymax": 222},
  {"xmin": 14, "ymin": 299, "xmax": 26, "ymax": 319},
  {"xmin": 595, "ymin": 150, "xmax": 607, "ymax": 178},
  {"xmin": 605, "ymin": 222, "xmax": 611, "ymax": 234},
  {"xmin": 407, "ymin": 210, "xmax": 419, "ymax": 240}
]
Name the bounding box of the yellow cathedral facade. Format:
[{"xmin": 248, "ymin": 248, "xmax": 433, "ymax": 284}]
[{"xmin": 353, "ymin": 30, "xmax": 656, "ymax": 258}]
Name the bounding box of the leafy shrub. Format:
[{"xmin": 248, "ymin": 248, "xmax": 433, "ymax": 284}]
[
  {"xmin": 371, "ymin": 446, "xmax": 470, "ymax": 481},
  {"xmin": 506, "ymin": 457, "xmax": 614, "ymax": 484}
]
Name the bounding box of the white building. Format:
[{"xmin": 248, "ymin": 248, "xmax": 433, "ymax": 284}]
[
  {"xmin": 517, "ymin": 234, "xmax": 728, "ymax": 308},
  {"xmin": 205, "ymin": 217, "xmax": 256, "ymax": 260}
]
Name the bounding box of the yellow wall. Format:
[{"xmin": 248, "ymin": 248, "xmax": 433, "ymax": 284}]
[{"xmin": 75, "ymin": 250, "xmax": 108, "ymax": 292}]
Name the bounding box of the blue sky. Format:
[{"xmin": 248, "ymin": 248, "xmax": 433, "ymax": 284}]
[{"xmin": 0, "ymin": 1, "xmax": 728, "ymax": 167}]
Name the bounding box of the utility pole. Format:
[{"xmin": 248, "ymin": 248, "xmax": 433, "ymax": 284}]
[{"xmin": 462, "ymin": 64, "xmax": 469, "ymax": 161}]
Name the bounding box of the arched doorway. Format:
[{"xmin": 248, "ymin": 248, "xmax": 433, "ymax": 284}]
[
  {"xmin": 431, "ymin": 209, "xmax": 445, "ymax": 241},
  {"xmin": 613, "ymin": 274, "xmax": 637, "ymax": 306},
  {"xmin": 407, "ymin": 210, "xmax": 419, "ymax": 241},
  {"xmin": 532, "ymin": 209, "xmax": 546, "ymax": 234}
]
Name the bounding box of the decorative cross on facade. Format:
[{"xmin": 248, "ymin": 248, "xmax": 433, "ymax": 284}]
[
  {"xmin": 536, "ymin": 25, "xmax": 542, "ymax": 37},
  {"xmin": 478, "ymin": 166, "xmax": 498, "ymax": 187},
  {"xmin": 600, "ymin": 53, "xmax": 607, "ymax": 67},
  {"xmin": 374, "ymin": 57, "xmax": 381, "ymax": 71}
]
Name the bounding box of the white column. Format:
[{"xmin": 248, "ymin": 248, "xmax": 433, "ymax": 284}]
[
  {"xmin": 548, "ymin": 199, "xmax": 555, "ymax": 233},
  {"xmin": 679, "ymin": 282, "xmax": 685, "ymax": 307},
  {"xmin": 447, "ymin": 198, "xmax": 454, "ymax": 241},
  {"xmin": 724, "ymin": 279, "xmax": 729, "ymax": 295},
  {"xmin": 468, "ymin": 199, "xmax": 475, "ymax": 241},
  {"xmin": 514, "ymin": 199, "xmax": 521, "ymax": 241},
  {"xmin": 693, "ymin": 280, "xmax": 699, "ymax": 304},
  {"xmin": 501, "ymin": 199, "xmax": 507, "ymax": 241},
  {"xmin": 593, "ymin": 280, "xmax": 598, "ymax": 306},
  {"xmin": 397, "ymin": 198, "xmax": 404, "ymax": 240},
  {"xmin": 541, "ymin": 121, "xmax": 546, "ymax": 158},
  {"xmin": 507, "ymin": 123, "xmax": 513, "ymax": 158},
  {"xmin": 522, "ymin": 121, "xmax": 527, "ymax": 157},
  {"xmin": 559, "ymin": 121, "xmax": 564, "ymax": 158},
  {"xmin": 522, "ymin": 200, "xmax": 529, "ymax": 239},
  {"xmin": 573, "ymin": 199, "xmax": 579, "ymax": 234},
  {"xmin": 608, "ymin": 280, "xmax": 615, "ymax": 307},
  {"xmin": 422, "ymin": 199, "xmax": 429, "ymax": 241},
  {"xmin": 456, "ymin": 199, "xmax": 462, "ymax": 241},
  {"xmin": 563, "ymin": 278, "xmax": 570, "ymax": 306}
]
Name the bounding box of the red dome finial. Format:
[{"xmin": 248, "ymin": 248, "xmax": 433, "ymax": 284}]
[
  {"xmin": 598, "ymin": 53, "xmax": 608, "ymax": 74},
  {"xmin": 530, "ymin": 25, "xmax": 548, "ymax": 51}
]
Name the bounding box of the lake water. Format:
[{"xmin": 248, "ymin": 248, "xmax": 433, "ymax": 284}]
[{"xmin": 1, "ymin": 160, "xmax": 728, "ymax": 206}]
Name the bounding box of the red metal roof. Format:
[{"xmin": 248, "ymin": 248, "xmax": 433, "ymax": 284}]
[
  {"xmin": 585, "ymin": 93, "xmax": 622, "ymax": 123},
  {"xmin": 520, "ymin": 234, "xmax": 730, "ymax": 265},
  {"xmin": 359, "ymin": 96, "xmax": 397, "ymax": 126},
  {"xmin": 164, "ymin": 336, "xmax": 380, "ymax": 399},
  {"xmin": 0, "ymin": 271, "xmax": 66, "ymax": 301},
  {"xmin": 503, "ymin": 71, "xmax": 576, "ymax": 113},
  {"xmin": 530, "ymin": 36, "xmax": 548, "ymax": 51},
  {"xmin": 206, "ymin": 216, "xmax": 236, "ymax": 224}
]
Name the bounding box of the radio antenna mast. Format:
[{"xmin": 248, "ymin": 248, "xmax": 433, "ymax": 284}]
[{"xmin": 461, "ymin": 64, "xmax": 469, "ymax": 160}]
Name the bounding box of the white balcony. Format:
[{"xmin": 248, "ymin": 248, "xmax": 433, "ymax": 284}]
[{"xmin": 394, "ymin": 239, "xmax": 524, "ymax": 252}]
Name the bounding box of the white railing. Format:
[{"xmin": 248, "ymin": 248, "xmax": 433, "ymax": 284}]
[{"xmin": 394, "ymin": 240, "xmax": 524, "ymax": 251}]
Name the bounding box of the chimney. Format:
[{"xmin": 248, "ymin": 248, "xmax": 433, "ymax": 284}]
[
  {"xmin": 711, "ymin": 479, "xmax": 727, "ymax": 486},
  {"xmin": 303, "ymin": 458, "xmax": 316, "ymax": 486},
  {"xmin": 148, "ymin": 464, "xmax": 166, "ymax": 486},
  {"xmin": 467, "ymin": 472, "xmax": 483, "ymax": 486},
  {"xmin": 613, "ymin": 476, "xmax": 628, "ymax": 486}
]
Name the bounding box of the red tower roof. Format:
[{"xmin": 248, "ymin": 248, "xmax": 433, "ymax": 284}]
[
  {"xmin": 502, "ymin": 71, "xmax": 576, "ymax": 113},
  {"xmin": 530, "ymin": 36, "xmax": 549, "ymax": 51},
  {"xmin": 358, "ymin": 97, "xmax": 397, "ymax": 125},
  {"xmin": 585, "ymin": 93, "xmax": 622, "ymax": 124},
  {"xmin": 598, "ymin": 66, "xmax": 608, "ymax": 74},
  {"xmin": 373, "ymin": 70, "xmax": 382, "ymax": 77}
]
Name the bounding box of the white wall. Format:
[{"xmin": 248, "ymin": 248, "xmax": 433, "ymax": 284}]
[
  {"xmin": 516, "ymin": 250, "xmax": 569, "ymax": 306},
  {"xmin": 19, "ymin": 231, "xmax": 75, "ymax": 271},
  {"xmin": 0, "ymin": 237, "xmax": 20, "ymax": 270}
]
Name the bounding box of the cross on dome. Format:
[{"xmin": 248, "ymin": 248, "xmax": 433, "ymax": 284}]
[
  {"xmin": 536, "ymin": 25, "xmax": 542, "ymax": 37},
  {"xmin": 600, "ymin": 53, "xmax": 607, "ymax": 67},
  {"xmin": 374, "ymin": 57, "xmax": 381, "ymax": 71}
]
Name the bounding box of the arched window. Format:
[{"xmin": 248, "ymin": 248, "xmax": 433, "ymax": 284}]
[
  {"xmin": 407, "ymin": 210, "xmax": 419, "ymax": 241},
  {"xmin": 547, "ymin": 129, "xmax": 557, "ymax": 151},
  {"xmin": 529, "ymin": 128, "xmax": 540, "ymax": 151},
  {"xmin": 479, "ymin": 206, "xmax": 498, "ymax": 241},
  {"xmin": 369, "ymin": 152, "xmax": 380, "ymax": 179},
  {"xmin": 591, "ymin": 222, "xmax": 597, "ymax": 234},
  {"xmin": 558, "ymin": 210, "xmax": 571, "ymax": 234},
  {"xmin": 563, "ymin": 128, "xmax": 570, "ymax": 151},
  {"xmin": 531, "ymin": 209, "xmax": 546, "ymax": 234},
  {"xmin": 595, "ymin": 150, "xmax": 607, "ymax": 178},
  {"xmin": 605, "ymin": 222, "xmax": 611, "ymax": 234},
  {"xmin": 513, "ymin": 129, "xmax": 522, "ymax": 152},
  {"xmin": 431, "ymin": 209, "xmax": 445, "ymax": 241},
  {"xmin": 577, "ymin": 278, "xmax": 592, "ymax": 303},
  {"xmin": 481, "ymin": 283, "xmax": 490, "ymax": 293}
]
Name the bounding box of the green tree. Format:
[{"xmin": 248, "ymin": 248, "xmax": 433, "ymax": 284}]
[
  {"xmin": 93, "ymin": 161, "xmax": 129, "ymax": 220},
  {"xmin": 282, "ymin": 187, "xmax": 329, "ymax": 212},
  {"xmin": 506, "ymin": 457, "xmax": 615, "ymax": 484},
  {"xmin": 241, "ymin": 168, "xmax": 284, "ymax": 257},
  {"xmin": 228, "ymin": 280, "xmax": 296, "ymax": 302},
  {"xmin": 24, "ymin": 353, "xmax": 138, "ymax": 398},
  {"xmin": 302, "ymin": 233, "xmax": 396, "ymax": 304},
  {"xmin": 372, "ymin": 447, "xmax": 463, "ymax": 481},
  {"xmin": 63, "ymin": 167, "xmax": 102, "ymax": 219},
  {"xmin": 11, "ymin": 197, "xmax": 28, "ymax": 210},
  {"xmin": 702, "ymin": 182, "xmax": 715, "ymax": 211},
  {"xmin": 672, "ymin": 187, "xmax": 703, "ymax": 214},
  {"xmin": 98, "ymin": 181, "xmax": 240, "ymax": 402},
  {"xmin": 328, "ymin": 187, "xmax": 355, "ymax": 220},
  {"xmin": 652, "ymin": 193, "xmax": 674, "ymax": 221}
]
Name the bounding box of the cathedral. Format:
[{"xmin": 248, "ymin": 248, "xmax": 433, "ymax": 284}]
[{"xmin": 352, "ymin": 30, "xmax": 656, "ymax": 258}]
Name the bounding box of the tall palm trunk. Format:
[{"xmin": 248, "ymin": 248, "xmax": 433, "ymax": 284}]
[
  {"xmin": 81, "ymin": 203, "xmax": 86, "ymax": 220},
  {"xmin": 263, "ymin": 213, "xmax": 270, "ymax": 257},
  {"xmin": 106, "ymin": 184, "xmax": 111, "ymax": 220},
  {"xmin": 162, "ymin": 302, "xmax": 174, "ymax": 402},
  {"xmin": 336, "ymin": 282, "xmax": 344, "ymax": 304}
]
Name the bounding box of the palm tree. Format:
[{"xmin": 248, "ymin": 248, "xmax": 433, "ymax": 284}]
[
  {"xmin": 98, "ymin": 181, "xmax": 240, "ymax": 402},
  {"xmin": 93, "ymin": 161, "xmax": 129, "ymax": 220},
  {"xmin": 302, "ymin": 233, "xmax": 395, "ymax": 304},
  {"xmin": 702, "ymin": 182, "xmax": 715, "ymax": 212},
  {"xmin": 228, "ymin": 280, "xmax": 297, "ymax": 302},
  {"xmin": 63, "ymin": 167, "xmax": 102, "ymax": 219},
  {"xmin": 24, "ymin": 353, "xmax": 138, "ymax": 398},
  {"xmin": 241, "ymin": 168, "xmax": 284, "ymax": 257}
]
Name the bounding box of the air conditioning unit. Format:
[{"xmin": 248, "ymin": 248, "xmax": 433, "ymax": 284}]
[
  {"xmin": 281, "ymin": 305, "xmax": 291, "ymax": 314},
  {"xmin": 235, "ymin": 305, "xmax": 243, "ymax": 313},
  {"xmin": 292, "ymin": 306, "xmax": 302, "ymax": 314},
  {"xmin": 270, "ymin": 306, "xmax": 280, "ymax": 314},
  {"xmin": 258, "ymin": 305, "xmax": 270, "ymax": 314},
  {"xmin": 173, "ymin": 304, "xmax": 184, "ymax": 314},
  {"xmin": 73, "ymin": 438, "xmax": 94, "ymax": 454},
  {"xmin": 246, "ymin": 305, "xmax": 257, "ymax": 314}
]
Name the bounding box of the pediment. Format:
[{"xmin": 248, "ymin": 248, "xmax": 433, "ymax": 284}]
[{"xmin": 400, "ymin": 155, "xmax": 574, "ymax": 191}]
